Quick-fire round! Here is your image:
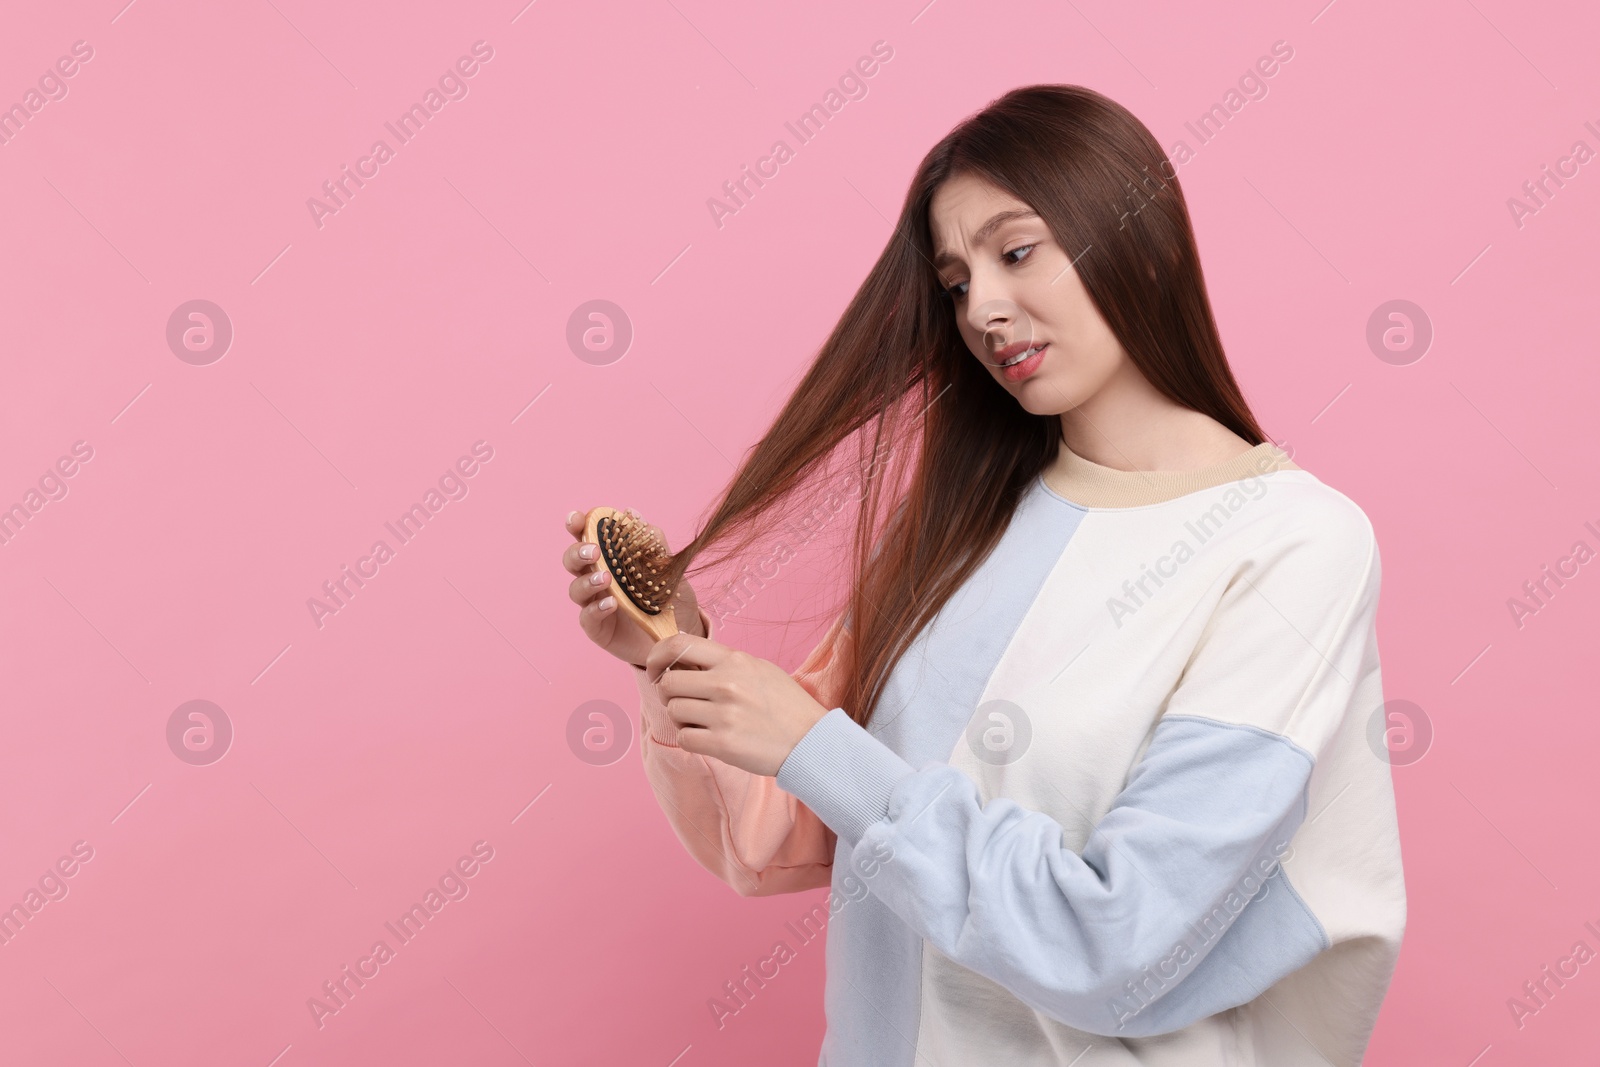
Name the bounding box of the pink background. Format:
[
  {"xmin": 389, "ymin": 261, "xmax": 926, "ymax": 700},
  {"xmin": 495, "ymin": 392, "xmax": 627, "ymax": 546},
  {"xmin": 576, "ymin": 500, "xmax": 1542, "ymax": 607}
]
[{"xmin": 1, "ymin": 0, "xmax": 1596, "ymax": 1063}]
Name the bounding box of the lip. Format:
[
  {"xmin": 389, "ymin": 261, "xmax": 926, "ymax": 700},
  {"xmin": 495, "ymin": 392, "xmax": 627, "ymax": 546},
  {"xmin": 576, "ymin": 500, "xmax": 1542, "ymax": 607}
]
[
  {"xmin": 991, "ymin": 338, "xmax": 1044, "ymax": 362},
  {"xmin": 992, "ymin": 341, "xmax": 1048, "ymax": 382}
]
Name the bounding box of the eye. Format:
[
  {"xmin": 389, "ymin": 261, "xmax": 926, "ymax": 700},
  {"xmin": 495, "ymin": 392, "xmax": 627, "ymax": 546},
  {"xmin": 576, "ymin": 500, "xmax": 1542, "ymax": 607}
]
[
  {"xmin": 937, "ymin": 244, "xmax": 1037, "ymax": 302},
  {"xmin": 1003, "ymin": 243, "xmax": 1037, "ymax": 266}
]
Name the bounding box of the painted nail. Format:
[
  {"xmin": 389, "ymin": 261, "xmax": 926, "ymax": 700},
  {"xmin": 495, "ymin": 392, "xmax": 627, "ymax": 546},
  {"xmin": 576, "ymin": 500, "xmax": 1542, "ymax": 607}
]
[
  {"xmin": 580, "ymin": 544, "xmax": 596, "ymax": 559},
  {"xmin": 599, "ymin": 596, "xmax": 615, "ymax": 610},
  {"xmin": 567, "ymin": 510, "xmax": 578, "ymax": 525}
]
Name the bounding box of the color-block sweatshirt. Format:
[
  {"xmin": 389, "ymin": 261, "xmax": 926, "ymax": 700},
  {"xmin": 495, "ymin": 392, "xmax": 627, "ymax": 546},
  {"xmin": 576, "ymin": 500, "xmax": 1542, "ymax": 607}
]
[{"xmin": 633, "ymin": 441, "xmax": 1406, "ymax": 1067}]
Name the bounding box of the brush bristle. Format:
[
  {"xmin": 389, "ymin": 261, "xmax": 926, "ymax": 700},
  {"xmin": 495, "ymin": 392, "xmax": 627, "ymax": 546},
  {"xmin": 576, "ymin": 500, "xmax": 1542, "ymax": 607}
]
[{"xmin": 597, "ymin": 512, "xmax": 675, "ymax": 615}]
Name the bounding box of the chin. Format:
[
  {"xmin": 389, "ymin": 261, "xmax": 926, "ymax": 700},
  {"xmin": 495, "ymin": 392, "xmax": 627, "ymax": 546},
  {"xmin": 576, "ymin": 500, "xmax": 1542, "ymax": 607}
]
[{"xmin": 1013, "ymin": 375, "xmax": 1079, "ymax": 415}]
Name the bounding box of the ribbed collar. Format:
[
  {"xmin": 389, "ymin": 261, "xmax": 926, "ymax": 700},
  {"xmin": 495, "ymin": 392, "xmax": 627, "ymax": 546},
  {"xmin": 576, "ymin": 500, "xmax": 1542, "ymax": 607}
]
[{"xmin": 1041, "ymin": 439, "xmax": 1300, "ymax": 509}]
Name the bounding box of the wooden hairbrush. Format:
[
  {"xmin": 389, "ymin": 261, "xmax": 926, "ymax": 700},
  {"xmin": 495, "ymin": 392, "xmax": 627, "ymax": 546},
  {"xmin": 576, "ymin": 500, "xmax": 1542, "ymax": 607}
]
[{"xmin": 582, "ymin": 505, "xmax": 680, "ymax": 642}]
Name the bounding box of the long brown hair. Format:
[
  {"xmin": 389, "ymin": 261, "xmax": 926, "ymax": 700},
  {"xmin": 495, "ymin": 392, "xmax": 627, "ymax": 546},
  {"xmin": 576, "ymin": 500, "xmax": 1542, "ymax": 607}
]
[{"xmin": 663, "ymin": 84, "xmax": 1267, "ymax": 729}]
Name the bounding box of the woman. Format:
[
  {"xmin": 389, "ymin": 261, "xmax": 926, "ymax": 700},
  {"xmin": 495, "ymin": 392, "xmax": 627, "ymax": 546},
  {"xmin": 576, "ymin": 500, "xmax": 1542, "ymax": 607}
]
[{"xmin": 561, "ymin": 84, "xmax": 1405, "ymax": 1066}]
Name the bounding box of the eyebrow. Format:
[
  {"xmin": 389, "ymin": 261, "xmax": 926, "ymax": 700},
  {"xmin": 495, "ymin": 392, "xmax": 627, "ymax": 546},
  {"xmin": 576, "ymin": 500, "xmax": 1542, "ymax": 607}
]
[{"xmin": 932, "ymin": 209, "xmax": 1041, "ymax": 271}]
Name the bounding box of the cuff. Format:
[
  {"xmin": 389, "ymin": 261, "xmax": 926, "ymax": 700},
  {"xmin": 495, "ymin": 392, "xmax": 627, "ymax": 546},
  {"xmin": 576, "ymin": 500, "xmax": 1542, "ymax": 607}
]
[
  {"xmin": 634, "ymin": 666, "xmax": 682, "ymax": 746},
  {"xmin": 775, "ymin": 707, "xmax": 916, "ymax": 847}
]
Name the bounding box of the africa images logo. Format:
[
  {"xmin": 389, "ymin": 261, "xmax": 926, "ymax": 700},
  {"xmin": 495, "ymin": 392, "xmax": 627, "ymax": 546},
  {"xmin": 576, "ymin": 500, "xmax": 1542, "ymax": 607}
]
[
  {"xmin": 306, "ymin": 841, "xmax": 496, "ymax": 1030},
  {"xmin": 306, "ymin": 41, "xmax": 495, "ymax": 230}
]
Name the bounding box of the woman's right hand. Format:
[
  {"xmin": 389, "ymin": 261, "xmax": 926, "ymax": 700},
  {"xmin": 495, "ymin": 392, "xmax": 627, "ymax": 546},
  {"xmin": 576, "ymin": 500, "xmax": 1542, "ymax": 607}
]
[{"xmin": 563, "ymin": 508, "xmax": 702, "ymax": 668}]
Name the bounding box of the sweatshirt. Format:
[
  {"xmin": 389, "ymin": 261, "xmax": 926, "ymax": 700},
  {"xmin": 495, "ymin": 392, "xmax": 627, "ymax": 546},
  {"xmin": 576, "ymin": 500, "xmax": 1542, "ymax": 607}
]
[{"xmin": 633, "ymin": 440, "xmax": 1406, "ymax": 1066}]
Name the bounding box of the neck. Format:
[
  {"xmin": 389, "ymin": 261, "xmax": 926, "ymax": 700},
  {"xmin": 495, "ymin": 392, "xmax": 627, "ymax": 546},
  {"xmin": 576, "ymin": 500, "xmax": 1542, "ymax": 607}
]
[{"xmin": 1042, "ymin": 437, "xmax": 1300, "ymax": 508}]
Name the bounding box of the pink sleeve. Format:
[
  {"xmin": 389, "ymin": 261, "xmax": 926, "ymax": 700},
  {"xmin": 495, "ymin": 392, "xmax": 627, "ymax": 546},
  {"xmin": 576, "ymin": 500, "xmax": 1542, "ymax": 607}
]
[{"xmin": 634, "ymin": 607, "xmax": 848, "ymax": 897}]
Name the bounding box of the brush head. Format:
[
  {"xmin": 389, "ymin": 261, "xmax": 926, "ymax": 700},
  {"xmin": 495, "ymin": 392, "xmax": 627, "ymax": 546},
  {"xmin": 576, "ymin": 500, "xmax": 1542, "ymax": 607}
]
[
  {"xmin": 583, "ymin": 506, "xmax": 681, "ymax": 642},
  {"xmin": 598, "ymin": 510, "xmax": 674, "ymax": 614}
]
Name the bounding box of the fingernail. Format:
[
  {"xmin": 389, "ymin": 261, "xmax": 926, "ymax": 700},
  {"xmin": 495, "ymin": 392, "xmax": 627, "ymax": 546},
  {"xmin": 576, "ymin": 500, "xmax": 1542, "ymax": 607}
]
[
  {"xmin": 599, "ymin": 596, "xmax": 615, "ymax": 610},
  {"xmin": 580, "ymin": 544, "xmax": 596, "ymax": 560},
  {"xmin": 567, "ymin": 510, "xmax": 578, "ymax": 525}
]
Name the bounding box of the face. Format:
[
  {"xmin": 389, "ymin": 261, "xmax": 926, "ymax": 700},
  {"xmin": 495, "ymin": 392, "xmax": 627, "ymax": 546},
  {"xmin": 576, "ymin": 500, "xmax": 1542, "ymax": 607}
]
[{"xmin": 929, "ymin": 172, "xmax": 1127, "ymax": 416}]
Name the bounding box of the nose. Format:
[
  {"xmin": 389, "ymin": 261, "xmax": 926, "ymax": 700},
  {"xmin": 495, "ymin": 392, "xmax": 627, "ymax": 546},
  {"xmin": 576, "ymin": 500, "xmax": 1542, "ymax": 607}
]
[{"xmin": 968, "ymin": 298, "xmax": 1018, "ymax": 353}]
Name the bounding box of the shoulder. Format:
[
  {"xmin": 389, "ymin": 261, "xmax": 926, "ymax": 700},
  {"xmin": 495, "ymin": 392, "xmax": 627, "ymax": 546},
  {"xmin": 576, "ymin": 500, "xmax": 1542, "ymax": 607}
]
[
  {"xmin": 1229, "ymin": 471, "xmax": 1381, "ymax": 597},
  {"xmin": 1270, "ymin": 472, "xmax": 1375, "ymax": 545}
]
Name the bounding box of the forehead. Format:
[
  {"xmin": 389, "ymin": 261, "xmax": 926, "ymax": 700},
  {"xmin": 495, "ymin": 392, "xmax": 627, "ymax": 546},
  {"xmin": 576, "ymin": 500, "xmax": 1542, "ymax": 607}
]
[{"xmin": 929, "ymin": 174, "xmax": 1037, "ymax": 264}]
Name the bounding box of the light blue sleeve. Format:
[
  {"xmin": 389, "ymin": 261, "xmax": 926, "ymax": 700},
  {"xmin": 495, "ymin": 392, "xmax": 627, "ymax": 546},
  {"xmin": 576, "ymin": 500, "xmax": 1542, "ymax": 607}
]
[{"xmin": 776, "ymin": 709, "xmax": 1330, "ymax": 1037}]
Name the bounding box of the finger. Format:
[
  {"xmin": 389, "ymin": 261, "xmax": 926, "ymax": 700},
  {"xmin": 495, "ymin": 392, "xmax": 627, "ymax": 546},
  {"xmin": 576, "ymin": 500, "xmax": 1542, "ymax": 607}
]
[
  {"xmin": 673, "ymin": 724, "xmax": 713, "ymax": 757},
  {"xmin": 643, "ymin": 633, "xmax": 717, "ymax": 681},
  {"xmin": 662, "ymin": 693, "xmax": 716, "ymax": 732},
  {"xmin": 654, "ymin": 659, "xmax": 718, "ymax": 702},
  {"xmin": 581, "ymin": 591, "xmax": 618, "ymax": 621},
  {"xmin": 645, "ymin": 635, "xmax": 707, "ymax": 680},
  {"xmin": 562, "ymin": 539, "xmax": 602, "ymax": 576},
  {"xmin": 568, "ymin": 565, "xmax": 614, "ymax": 606},
  {"xmin": 566, "ymin": 508, "xmax": 586, "ymax": 537}
]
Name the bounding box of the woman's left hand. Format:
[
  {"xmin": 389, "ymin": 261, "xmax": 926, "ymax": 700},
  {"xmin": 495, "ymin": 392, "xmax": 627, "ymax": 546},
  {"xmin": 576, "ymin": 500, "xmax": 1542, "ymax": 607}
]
[{"xmin": 643, "ymin": 633, "xmax": 831, "ymax": 777}]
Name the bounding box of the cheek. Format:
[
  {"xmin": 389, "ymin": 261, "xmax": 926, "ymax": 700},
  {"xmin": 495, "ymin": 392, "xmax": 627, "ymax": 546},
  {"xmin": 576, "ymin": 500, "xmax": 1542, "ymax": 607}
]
[
  {"xmin": 1077, "ymin": 330, "xmax": 1127, "ymax": 384},
  {"xmin": 1040, "ymin": 295, "xmax": 1120, "ymax": 373},
  {"xmin": 954, "ymin": 322, "xmax": 988, "ymax": 363},
  {"xmin": 1064, "ymin": 285, "xmax": 1119, "ymax": 345},
  {"xmin": 1047, "ymin": 335, "xmax": 1115, "ymax": 382}
]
